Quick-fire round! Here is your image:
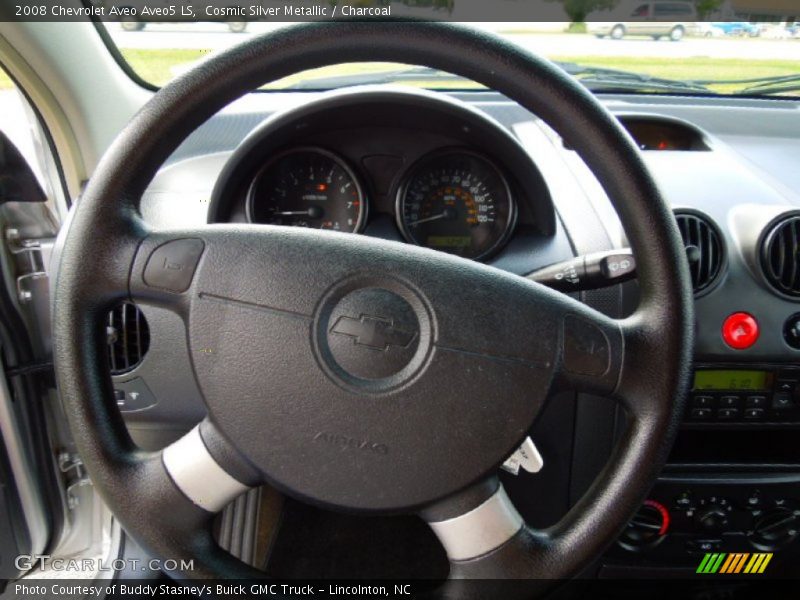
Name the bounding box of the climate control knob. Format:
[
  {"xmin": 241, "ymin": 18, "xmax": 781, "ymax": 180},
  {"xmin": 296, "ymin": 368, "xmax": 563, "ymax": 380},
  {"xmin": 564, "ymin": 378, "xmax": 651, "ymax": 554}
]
[
  {"xmin": 749, "ymin": 507, "xmax": 800, "ymax": 551},
  {"xmin": 696, "ymin": 508, "xmax": 730, "ymax": 533},
  {"xmin": 618, "ymin": 500, "xmax": 670, "ymax": 551}
]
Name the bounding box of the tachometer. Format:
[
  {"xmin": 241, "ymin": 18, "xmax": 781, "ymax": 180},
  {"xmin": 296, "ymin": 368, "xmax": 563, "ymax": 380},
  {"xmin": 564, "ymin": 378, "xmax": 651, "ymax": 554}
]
[
  {"xmin": 396, "ymin": 151, "xmax": 516, "ymax": 260},
  {"xmin": 247, "ymin": 147, "xmax": 365, "ymax": 232}
]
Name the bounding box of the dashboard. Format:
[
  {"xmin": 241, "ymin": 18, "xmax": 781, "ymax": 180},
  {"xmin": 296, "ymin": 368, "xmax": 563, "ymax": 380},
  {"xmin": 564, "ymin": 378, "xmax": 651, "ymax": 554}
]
[{"xmin": 119, "ymin": 87, "xmax": 800, "ymax": 577}]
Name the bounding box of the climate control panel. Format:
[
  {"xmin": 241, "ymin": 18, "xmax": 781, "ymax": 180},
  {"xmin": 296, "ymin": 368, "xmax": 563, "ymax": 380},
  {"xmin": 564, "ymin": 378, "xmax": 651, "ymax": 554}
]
[{"xmin": 608, "ymin": 477, "xmax": 800, "ymax": 574}]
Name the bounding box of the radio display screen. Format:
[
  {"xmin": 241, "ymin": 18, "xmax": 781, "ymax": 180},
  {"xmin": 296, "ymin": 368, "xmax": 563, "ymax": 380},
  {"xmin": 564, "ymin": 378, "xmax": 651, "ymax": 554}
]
[{"xmin": 693, "ymin": 370, "xmax": 771, "ymax": 392}]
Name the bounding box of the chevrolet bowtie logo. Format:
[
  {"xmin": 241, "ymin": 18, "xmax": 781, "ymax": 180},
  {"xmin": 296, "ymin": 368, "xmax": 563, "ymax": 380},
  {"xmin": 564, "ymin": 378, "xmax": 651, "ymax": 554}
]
[{"xmin": 330, "ymin": 314, "xmax": 417, "ymax": 351}]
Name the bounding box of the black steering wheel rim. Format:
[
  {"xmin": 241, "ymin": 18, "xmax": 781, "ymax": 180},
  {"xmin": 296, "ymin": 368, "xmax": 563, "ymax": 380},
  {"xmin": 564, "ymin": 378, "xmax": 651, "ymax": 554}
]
[{"xmin": 53, "ymin": 21, "xmax": 693, "ymax": 584}]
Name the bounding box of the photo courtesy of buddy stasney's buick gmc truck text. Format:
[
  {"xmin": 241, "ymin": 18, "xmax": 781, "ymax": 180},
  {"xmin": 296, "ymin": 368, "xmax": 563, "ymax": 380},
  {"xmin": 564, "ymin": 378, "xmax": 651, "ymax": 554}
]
[{"xmin": 13, "ymin": 583, "xmax": 406, "ymax": 596}]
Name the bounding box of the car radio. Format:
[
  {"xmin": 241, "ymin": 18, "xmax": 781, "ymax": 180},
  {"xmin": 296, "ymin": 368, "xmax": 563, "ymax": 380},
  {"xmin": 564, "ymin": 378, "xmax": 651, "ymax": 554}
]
[{"xmin": 686, "ymin": 364, "xmax": 800, "ymax": 424}]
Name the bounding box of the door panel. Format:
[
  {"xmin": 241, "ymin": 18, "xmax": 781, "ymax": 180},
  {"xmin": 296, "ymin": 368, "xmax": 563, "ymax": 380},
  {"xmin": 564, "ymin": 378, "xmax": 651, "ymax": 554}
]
[
  {"xmin": 0, "ymin": 431, "xmax": 34, "ymax": 583},
  {"xmin": 0, "ymin": 110, "xmax": 55, "ymax": 581}
]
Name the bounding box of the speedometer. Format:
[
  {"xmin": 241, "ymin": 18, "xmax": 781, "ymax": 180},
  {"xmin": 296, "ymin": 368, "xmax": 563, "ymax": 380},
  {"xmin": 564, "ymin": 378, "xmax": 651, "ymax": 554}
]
[
  {"xmin": 396, "ymin": 151, "xmax": 516, "ymax": 260},
  {"xmin": 247, "ymin": 147, "xmax": 366, "ymax": 232}
]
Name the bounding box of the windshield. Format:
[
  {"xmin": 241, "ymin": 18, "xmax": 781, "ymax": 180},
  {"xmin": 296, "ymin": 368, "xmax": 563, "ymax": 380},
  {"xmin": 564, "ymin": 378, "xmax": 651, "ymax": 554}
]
[{"xmin": 108, "ymin": 21, "xmax": 800, "ymax": 97}]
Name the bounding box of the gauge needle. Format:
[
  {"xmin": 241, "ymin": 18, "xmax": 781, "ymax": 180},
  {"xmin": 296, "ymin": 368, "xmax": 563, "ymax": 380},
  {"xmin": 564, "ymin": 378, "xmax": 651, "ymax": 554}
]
[
  {"xmin": 407, "ymin": 212, "xmax": 448, "ymax": 226},
  {"xmin": 273, "ymin": 207, "xmax": 323, "ymax": 218}
]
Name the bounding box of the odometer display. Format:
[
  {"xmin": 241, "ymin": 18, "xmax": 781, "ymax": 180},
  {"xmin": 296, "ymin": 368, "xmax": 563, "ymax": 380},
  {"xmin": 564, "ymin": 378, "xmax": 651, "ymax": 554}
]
[
  {"xmin": 247, "ymin": 148, "xmax": 365, "ymax": 232},
  {"xmin": 397, "ymin": 151, "xmax": 515, "ymax": 260}
]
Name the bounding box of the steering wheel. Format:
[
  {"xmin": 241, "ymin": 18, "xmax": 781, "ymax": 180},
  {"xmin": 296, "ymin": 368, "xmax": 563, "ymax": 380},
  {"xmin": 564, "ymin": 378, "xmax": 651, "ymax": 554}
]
[{"xmin": 53, "ymin": 22, "xmax": 693, "ymax": 586}]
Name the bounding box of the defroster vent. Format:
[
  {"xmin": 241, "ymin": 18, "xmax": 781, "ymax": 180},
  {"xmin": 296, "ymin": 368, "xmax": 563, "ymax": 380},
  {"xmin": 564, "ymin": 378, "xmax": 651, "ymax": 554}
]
[
  {"xmin": 675, "ymin": 211, "xmax": 724, "ymax": 295},
  {"xmin": 106, "ymin": 302, "xmax": 150, "ymax": 375},
  {"xmin": 761, "ymin": 214, "xmax": 800, "ymax": 299}
]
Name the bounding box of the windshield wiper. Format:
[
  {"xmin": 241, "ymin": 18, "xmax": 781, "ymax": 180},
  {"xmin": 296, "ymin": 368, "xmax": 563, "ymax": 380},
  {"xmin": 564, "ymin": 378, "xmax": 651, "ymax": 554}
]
[
  {"xmin": 730, "ymin": 74, "xmax": 800, "ymax": 96},
  {"xmin": 680, "ymin": 73, "xmax": 800, "ymax": 96},
  {"xmin": 555, "ymin": 62, "xmax": 712, "ymax": 95}
]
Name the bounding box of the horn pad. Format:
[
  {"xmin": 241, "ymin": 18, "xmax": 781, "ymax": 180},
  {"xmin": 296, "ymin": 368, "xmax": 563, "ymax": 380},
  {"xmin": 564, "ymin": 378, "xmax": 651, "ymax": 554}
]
[
  {"xmin": 185, "ymin": 229, "xmax": 554, "ymax": 512},
  {"xmin": 314, "ymin": 277, "xmax": 434, "ymax": 393}
]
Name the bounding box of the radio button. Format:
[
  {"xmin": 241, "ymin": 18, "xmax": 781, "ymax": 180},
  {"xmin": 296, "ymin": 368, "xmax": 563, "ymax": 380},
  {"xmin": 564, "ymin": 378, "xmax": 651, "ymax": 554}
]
[
  {"xmin": 690, "ymin": 408, "xmax": 712, "ymax": 420},
  {"xmin": 719, "ymin": 396, "xmax": 740, "ymax": 408},
  {"xmin": 773, "ymin": 393, "xmax": 793, "ymax": 410},
  {"xmin": 744, "ymin": 408, "xmax": 765, "ymax": 420},
  {"xmin": 693, "ymin": 395, "xmax": 714, "ymax": 408},
  {"xmin": 717, "ymin": 408, "xmax": 739, "ymax": 420},
  {"xmin": 746, "ymin": 395, "xmax": 767, "ymax": 408}
]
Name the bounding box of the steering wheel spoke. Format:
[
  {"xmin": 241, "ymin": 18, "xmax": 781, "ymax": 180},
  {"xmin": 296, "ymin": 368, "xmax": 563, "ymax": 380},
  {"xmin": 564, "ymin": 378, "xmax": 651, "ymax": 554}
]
[
  {"xmin": 421, "ymin": 478, "xmax": 559, "ymax": 595},
  {"xmin": 162, "ymin": 422, "xmax": 258, "ymax": 513},
  {"xmin": 422, "ymin": 478, "xmax": 523, "ymax": 563},
  {"xmin": 107, "ymin": 421, "xmax": 265, "ymax": 578}
]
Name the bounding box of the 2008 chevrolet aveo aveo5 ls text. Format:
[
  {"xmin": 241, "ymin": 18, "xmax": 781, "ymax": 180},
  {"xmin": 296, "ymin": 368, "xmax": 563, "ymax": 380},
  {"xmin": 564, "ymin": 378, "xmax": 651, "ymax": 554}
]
[{"xmin": 0, "ymin": 4, "xmax": 799, "ymax": 599}]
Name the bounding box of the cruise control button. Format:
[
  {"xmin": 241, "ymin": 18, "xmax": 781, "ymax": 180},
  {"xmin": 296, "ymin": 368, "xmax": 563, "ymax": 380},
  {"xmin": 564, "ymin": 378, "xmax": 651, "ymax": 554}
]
[{"xmin": 144, "ymin": 238, "xmax": 205, "ymax": 293}]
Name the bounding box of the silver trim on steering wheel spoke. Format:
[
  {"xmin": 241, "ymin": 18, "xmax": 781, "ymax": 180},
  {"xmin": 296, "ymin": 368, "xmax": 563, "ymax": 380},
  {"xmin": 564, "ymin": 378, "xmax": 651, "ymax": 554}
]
[
  {"xmin": 426, "ymin": 485, "xmax": 524, "ymax": 562},
  {"xmin": 162, "ymin": 426, "xmax": 249, "ymax": 513}
]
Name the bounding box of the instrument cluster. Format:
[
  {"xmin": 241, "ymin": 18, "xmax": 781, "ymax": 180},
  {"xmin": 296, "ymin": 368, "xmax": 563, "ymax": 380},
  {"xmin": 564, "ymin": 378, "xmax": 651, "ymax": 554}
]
[
  {"xmin": 208, "ymin": 88, "xmax": 556, "ymax": 269},
  {"xmin": 246, "ymin": 145, "xmax": 518, "ymax": 261}
]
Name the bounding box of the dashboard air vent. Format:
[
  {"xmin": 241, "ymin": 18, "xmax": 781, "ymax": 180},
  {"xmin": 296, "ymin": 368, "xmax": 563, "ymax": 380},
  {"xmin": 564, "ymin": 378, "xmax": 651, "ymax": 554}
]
[
  {"xmin": 106, "ymin": 303, "xmax": 150, "ymax": 375},
  {"xmin": 761, "ymin": 215, "xmax": 800, "ymax": 298},
  {"xmin": 674, "ymin": 211, "xmax": 724, "ymax": 295}
]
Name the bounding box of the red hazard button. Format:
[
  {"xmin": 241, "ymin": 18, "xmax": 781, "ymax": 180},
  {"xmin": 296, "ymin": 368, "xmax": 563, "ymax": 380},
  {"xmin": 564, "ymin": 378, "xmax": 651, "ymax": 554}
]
[{"xmin": 722, "ymin": 312, "xmax": 759, "ymax": 350}]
